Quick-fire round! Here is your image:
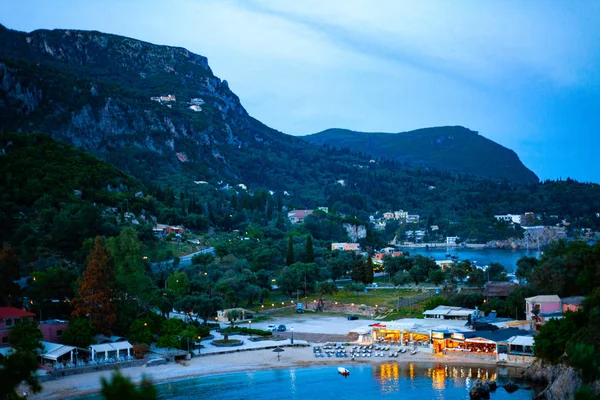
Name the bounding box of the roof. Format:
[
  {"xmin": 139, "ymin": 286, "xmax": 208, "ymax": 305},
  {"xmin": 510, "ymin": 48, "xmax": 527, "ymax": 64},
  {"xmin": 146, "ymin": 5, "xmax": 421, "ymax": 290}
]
[
  {"xmin": 93, "ymin": 334, "xmax": 125, "ymax": 344},
  {"xmin": 525, "ymin": 295, "xmax": 561, "ymax": 303},
  {"xmin": 423, "ymin": 305, "xmax": 476, "ymax": 317},
  {"xmin": 464, "ymin": 328, "xmax": 531, "ymax": 343},
  {"xmin": 508, "ymin": 336, "xmax": 534, "ymax": 347},
  {"xmin": 288, "ymin": 210, "xmax": 313, "ymax": 218},
  {"xmin": 90, "ymin": 341, "xmax": 132, "ymax": 353},
  {"xmin": 562, "ymin": 296, "xmax": 585, "ymax": 306},
  {"xmin": 0, "ymin": 307, "xmax": 35, "ymax": 319},
  {"xmin": 484, "ymin": 282, "xmax": 518, "ymax": 297},
  {"xmin": 40, "ymin": 341, "xmax": 75, "ymax": 361}
]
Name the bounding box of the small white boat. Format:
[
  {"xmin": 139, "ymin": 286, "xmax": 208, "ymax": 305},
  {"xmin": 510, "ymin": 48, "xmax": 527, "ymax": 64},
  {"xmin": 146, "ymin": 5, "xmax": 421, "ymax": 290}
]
[{"xmin": 338, "ymin": 367, "xmax": 350, "ymax": 377}]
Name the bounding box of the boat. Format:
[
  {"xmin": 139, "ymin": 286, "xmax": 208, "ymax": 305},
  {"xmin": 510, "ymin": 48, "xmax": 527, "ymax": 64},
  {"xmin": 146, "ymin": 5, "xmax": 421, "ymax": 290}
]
[
  {"xmin": 450, "ymin": 254, "xmax": 459, "ymax": 259},
  {"xmin": 338, "ymin": 367, "xmax": 350, "ymax": 377}
]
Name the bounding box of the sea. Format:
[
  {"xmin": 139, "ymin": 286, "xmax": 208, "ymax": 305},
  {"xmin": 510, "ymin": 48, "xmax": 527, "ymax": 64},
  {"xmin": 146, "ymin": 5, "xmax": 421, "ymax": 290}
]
[
  {"xmin": 399, "ymin": 247, "xmax": 541, "ymax": 273},
  {"xmin": 88, "ymin": 363, "xmax": 534, "ymax": 399}
]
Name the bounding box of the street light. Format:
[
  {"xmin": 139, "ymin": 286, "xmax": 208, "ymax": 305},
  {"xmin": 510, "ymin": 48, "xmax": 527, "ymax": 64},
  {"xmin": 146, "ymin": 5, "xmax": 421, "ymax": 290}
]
[
  {"xmin": 249, "ymin": 320, "xmax": 252, "ymax": 330},
  {"xmin": 291, "ymin": 327, "xmax": 294, "ymax": 345}
]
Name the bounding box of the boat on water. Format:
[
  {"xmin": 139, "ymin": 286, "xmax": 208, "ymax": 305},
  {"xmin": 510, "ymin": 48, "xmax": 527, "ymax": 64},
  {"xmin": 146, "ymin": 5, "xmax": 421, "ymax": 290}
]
[{"xmin": 338, "ymin": 367, "xmax": 350, "ymax": 377}]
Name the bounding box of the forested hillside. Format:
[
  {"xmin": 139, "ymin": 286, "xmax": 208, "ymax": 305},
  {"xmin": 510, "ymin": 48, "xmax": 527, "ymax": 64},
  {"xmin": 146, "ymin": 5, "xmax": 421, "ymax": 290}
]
[{"xmin": 304, "ymin": 126, "xmax": 539, "ymax": 183}]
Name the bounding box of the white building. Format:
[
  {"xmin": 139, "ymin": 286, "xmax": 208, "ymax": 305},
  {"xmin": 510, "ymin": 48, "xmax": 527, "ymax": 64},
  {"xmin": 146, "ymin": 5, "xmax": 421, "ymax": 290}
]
[{"xmin": 494, "ymin": 214, "xmax": 522, "ymax": 224}]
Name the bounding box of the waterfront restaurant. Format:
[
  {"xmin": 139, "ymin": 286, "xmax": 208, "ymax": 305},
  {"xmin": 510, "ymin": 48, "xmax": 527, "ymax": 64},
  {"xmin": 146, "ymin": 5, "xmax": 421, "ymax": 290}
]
[
  {"xmin": 444, "ymin": 328, "xmax": 531, "ymax": 357},
  {"xmin": 371, "ymin": 321, "xmax": 471, "ymax": 348}
]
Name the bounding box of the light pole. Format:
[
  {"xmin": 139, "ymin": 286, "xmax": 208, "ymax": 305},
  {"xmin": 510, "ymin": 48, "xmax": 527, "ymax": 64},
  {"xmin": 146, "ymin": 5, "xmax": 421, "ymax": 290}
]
[
  {"xmin": 249, "ymin": 320, "xmax": 252, "ymax": 330},
  {"xmin": 291, "ymin": 327, "xmax": 294, "ymax": 344}
]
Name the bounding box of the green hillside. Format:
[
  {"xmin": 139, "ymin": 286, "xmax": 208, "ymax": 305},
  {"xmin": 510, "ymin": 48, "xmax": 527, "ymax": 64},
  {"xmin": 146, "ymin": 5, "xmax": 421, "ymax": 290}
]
[{"xmin": 304, "ymin": 127, "xmax": 539, "ymax": 183}]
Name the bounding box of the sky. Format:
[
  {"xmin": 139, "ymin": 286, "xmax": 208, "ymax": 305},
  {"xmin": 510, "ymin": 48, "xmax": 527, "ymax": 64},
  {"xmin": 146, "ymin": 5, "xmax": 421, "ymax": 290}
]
[{"xmin": 2, "ymin": 0, "xmax": 600, "ymax": 182}]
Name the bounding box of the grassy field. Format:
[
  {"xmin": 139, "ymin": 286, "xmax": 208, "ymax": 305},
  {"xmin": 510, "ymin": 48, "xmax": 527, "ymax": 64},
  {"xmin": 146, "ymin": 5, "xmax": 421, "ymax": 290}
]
[{"xmin": 255, "ymin": 288, "xmax": 428, "ymax": 314}]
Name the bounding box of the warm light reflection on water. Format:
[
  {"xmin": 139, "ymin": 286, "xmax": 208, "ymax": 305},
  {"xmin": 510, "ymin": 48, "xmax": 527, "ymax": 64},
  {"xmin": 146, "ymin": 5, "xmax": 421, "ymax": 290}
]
[{"xmin": 376, "ymin": 363, "xmax": 499, "ymax": 394}]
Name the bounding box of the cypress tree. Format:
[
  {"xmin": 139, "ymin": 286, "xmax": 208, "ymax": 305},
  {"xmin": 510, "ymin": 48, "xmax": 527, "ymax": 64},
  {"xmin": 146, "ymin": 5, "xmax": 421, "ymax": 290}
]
[
  {"xmin": 305, "ymin": 235, "xmax": 314, "ymax": 263},
  {"xmin": 365, "ymin": 255, "xmax": 374, "ymax": 284},
  {"xmin": 286, "ymin": 236, "xmax": 294, "ymax": 266}
]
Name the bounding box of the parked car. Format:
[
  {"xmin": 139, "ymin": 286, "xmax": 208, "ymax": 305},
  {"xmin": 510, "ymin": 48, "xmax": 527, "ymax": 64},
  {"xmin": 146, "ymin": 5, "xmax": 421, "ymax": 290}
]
[
  {"xmin": 267, "ymin": 324, "xmax": 277, "ymax": 331},
  {"xmin": 277, "ymin": 324, "xmax": 287, "ymax": 331},
  {"xmin": 347, "ymin": 315, "xmax": 359, "ymax": 320}
]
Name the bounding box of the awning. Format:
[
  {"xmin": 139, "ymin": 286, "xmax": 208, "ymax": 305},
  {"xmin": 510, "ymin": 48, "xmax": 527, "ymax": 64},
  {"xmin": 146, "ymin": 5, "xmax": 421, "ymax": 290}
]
[
  {"xmin": 465, "ymin": 338, "xmax": 496, "ymax": 345},
  {"xmin": 508, "ymin": 336, "xmax": 534, "ymax": 347},
  {"xmin": 90, "ymin": 341, "xmax": 133, "ymax": 353},
  {"xmin": 109, "ymin": 341, "xmax": 133, "ymax": 351},
  {"xmin": 90, "ymin": 343, "xmax": 116, "ymax": 353},
  {"xmin": 42, "ymin": 345, "xmax": 75, "ymax": 361}
]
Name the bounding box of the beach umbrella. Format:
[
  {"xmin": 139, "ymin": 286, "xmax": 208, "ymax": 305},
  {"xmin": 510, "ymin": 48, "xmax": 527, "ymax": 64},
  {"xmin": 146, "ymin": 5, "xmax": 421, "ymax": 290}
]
[{"xmin": 273, "ymin": 347, "xmax": 285, "ymax": 361}]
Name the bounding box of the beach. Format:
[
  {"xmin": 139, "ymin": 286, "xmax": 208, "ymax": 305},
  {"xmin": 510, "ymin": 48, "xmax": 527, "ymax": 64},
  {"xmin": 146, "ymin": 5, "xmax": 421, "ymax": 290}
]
[{"xmin": 30, "ymin": 345, "xmax": 526, "ymax": 399}]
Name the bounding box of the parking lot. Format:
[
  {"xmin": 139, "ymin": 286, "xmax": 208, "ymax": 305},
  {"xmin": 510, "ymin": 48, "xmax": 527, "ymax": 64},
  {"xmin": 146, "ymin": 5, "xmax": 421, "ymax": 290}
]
[{"xmin": 251, "ymin": 314, "xmax": 379, "ymax": 335}]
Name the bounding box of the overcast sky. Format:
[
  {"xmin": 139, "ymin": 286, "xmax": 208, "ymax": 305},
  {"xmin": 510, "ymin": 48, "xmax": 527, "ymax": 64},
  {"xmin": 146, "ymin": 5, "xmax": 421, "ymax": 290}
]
[{"xmin": 2, "ymin": 0, "xmax": 600, "ymax": 182}]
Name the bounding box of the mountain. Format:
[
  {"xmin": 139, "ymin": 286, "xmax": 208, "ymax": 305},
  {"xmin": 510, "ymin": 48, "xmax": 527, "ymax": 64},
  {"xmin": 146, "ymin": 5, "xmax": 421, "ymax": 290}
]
[
  {"xmin": 303, "ymin": 127, "xmax": 538, "ymax": 183},
  {"xmin": 0, "ymin": 131, "xmax": 150, "ymax": 258},
  {"xmin": 2, "ymin": 24, "xmax": 599, "ymax": 236}
]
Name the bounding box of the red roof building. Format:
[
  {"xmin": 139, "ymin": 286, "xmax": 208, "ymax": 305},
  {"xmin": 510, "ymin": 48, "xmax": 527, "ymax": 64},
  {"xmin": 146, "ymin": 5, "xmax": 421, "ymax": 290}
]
[{"xmin": 0, "ymin": 307, "xmax": 35, "ymax": 347}]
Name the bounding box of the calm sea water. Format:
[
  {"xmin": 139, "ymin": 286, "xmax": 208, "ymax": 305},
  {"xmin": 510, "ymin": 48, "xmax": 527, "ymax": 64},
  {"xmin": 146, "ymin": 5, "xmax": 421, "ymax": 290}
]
[
  {"xmin": 400, "ymin": 248, "xmax": 541, "ymax": 272},
  {"xmin": 105, "ymin": 363, "xmax": 533, "ymax": 400}
]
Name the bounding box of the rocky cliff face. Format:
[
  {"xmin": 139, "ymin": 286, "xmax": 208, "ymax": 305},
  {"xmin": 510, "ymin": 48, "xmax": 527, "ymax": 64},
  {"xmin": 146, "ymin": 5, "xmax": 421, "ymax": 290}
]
[
  {"xmin": 0, "ymin": 24, "xmax": 280, "ymax": 184},
  {"xmin": 523, "ymin": 360, "xmax": 600, "ymax": 400}
]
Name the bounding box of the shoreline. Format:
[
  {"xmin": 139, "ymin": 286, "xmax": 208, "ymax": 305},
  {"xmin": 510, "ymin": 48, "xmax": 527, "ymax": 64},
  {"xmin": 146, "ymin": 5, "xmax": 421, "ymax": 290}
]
[
  {"xmin": 399, "ymin": 243, "xmax": 487, "ymax": 249},
  {"xmin": 30, "ymin": 347, "xmax": 529, "ymax": 399}
]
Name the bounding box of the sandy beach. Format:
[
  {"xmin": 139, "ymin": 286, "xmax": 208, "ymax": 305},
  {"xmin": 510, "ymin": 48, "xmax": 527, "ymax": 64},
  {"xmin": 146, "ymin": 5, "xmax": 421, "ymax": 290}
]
[{"xmin": 30, "ymin": 345, "xmax": 525, "ymax": 399}]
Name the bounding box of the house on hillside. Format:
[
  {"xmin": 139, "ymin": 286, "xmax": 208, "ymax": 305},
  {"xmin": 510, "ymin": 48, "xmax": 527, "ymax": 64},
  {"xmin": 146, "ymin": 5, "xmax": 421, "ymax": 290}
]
[
  {"xmin": 287, "ymin": 210, "xmax": 314, "ymax": 224},
  {"xmin": 217, "ymin": 308, "xmax": 254, "ymax": 323},
  {"xmin": 0, "ymin": 307, "xmax": 35, "ymax": 347},
  {"xmin": 562, "ymin": 296, "xmax": 585, "ymax": 313},
  {"xmin": 525, "ymin": 295, "xmax": 562, "ymax": 330},
  {"xmin": 153, "ymin": 224, "xmax": 184, "ymax": 237},
  {"xmin": 331, "ymin": 243, "xmax": 361, "ymax": 251},
  {"xmin": 484, "ymin": 282, "xmax": 518, "ymax": 300},
  {"xmin": 406, "ymin": 215, "xmax": 420, "ymax": 223},
  {"xmin": 446, "ymin": 236, "xmax": 459, "ymax": 244},
  {"xmin": 39, "ymin": 319, "xmax": 69, "ymax": 344},
  {"xmin": 383, "ymin": 212, "xmax": 395, "ymax": 220}
]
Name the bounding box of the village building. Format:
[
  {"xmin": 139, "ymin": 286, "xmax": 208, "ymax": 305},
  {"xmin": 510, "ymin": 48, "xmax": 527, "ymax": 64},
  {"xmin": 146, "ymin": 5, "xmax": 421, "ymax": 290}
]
[
  {"xmin": 216, "ymin": 308, "xmax": 254, "ymax": 323},
  {"xmin": 483, "ymin": 281, "xmax": 518, "ymax": 300},
  {"xmin": 331, "ymin": 243, "xmax": 361, "ymax": 251},
  {"xmin": 0, "ymin": 307, "xmax": 35, "ymax": 346},
  {"xmin": 423, "ymin": 305, "xmax": 478, "ymax": 321},
  {"xmin": 561, "ymin": 296, "xmax": 585, "ymax": 313},
  {"xmin": 287, "ymin": 209, "xmax": 314, "ymax": 224}
]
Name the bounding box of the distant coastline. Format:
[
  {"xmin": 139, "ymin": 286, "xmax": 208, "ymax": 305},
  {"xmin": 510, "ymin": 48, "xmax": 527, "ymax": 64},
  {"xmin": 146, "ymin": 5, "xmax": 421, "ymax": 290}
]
[{"xmin": 399, "ymin": 243, "xmax": 486, "ymax": 249}]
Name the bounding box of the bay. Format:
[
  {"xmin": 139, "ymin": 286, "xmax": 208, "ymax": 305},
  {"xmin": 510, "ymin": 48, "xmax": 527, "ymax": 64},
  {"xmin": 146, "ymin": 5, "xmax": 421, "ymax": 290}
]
[
  {"xmin": 399, "ymin": 248, "xmax": 541, "ymax": 273},
  {"xmin": 130, "ymin": 363, "xmax": 534, "ymax": 400}
]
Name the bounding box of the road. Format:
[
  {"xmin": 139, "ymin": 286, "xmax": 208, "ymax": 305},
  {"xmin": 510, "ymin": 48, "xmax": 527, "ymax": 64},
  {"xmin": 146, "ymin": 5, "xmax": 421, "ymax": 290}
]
[{"xmin": 151, "ymin": 247, "xmax": 215, "ymax": 272}]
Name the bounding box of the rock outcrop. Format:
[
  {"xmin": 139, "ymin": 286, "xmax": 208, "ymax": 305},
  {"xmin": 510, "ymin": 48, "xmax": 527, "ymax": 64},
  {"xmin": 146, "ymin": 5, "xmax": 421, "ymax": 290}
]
[
  {"xmin": 524, "ymin": 361, "xmax": 582, "ymax": 400},
  {"xmin": 469, "ymin": 379, "xmax": 490, "ymax": 399}
]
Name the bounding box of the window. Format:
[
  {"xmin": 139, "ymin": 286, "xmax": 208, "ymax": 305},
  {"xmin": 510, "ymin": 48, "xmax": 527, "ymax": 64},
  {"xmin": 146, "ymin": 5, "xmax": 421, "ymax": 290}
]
[
  {"xmin": 5, "ymin": 319, "xmax": 12, "ymax": 327},
  {"xmin": 1, "ymin": 336, "xmax": 8, "ymax": 344},
  {"xmin": 56, "ymin": 330, "xmax": 63, "ymax": 337}
]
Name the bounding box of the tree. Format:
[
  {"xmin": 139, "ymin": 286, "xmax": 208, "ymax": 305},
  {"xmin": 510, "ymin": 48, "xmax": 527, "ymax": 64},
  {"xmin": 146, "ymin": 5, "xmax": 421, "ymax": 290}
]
[
  {"xmin": 534, "ymin": 315, "xmax": 578, "ymax": 363},
  {"xmin": 429, "ymin": 269, "xmax": 446, "ymax": 286},
  {"xmin": 71, "ymin": 236, "xmax": 116, "ymax": 335},
  {"xmin": 61, "ymin": 318, "xmax": 96, "ymax": 348},
  {"xmin": 0, "ymin": 352, "xmax": 41, "ymax": 399},
  {"xmin": 365, "ymin": 255, "xmax": 374, "ymax": 284},
  {"xmin": 315, "ymin": 281, "xmax": 337, "ymax": 311},
  {"xmin": 487, "ymin": 263, "xmax": 508, "ymax": 282},
  {"xmin": 392, "ymin": 271, "xmax": 411, "ymax": 286},
  {"xmin": 467, "ymin": 269, "xmax": 485, "ymax": 286},
  {"xmin": 8, "ymin": 318, "xmax": 43, "ymax": 354},
  {"xmin": 347, "ymin": 282, "xmax": 366, "ymax": 298},
  {"xmin": 286, "ymin": 236, "xmax": 294, "ymax": 266},
  {"xmin": 166, "ymin": 271, "xmax": 190, "ymax": 299},
  {"xmin": 100, "ymin": 370, "xmax": 156, "ymax": 400},
  {"xmin": 225, "ymin": 309, "xmax": 241, "ymax": 328},
  {"xmin": 0, "ymin": 247, "xmax": 20, "ymax": 306},
  {"xmin": 516, "ymin": 256, "xmax": 537, "ymax": 282},
  {"xmin": 128, "ymin": 320, "xmax": 154, "ymax": 345},
  {"xmin": 305, "ymin": 235, "xmax": 314, "ymax": 263},
  {"xmin": 351, "ymin": 258, "xmax": 366, "ymax": 283}
]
